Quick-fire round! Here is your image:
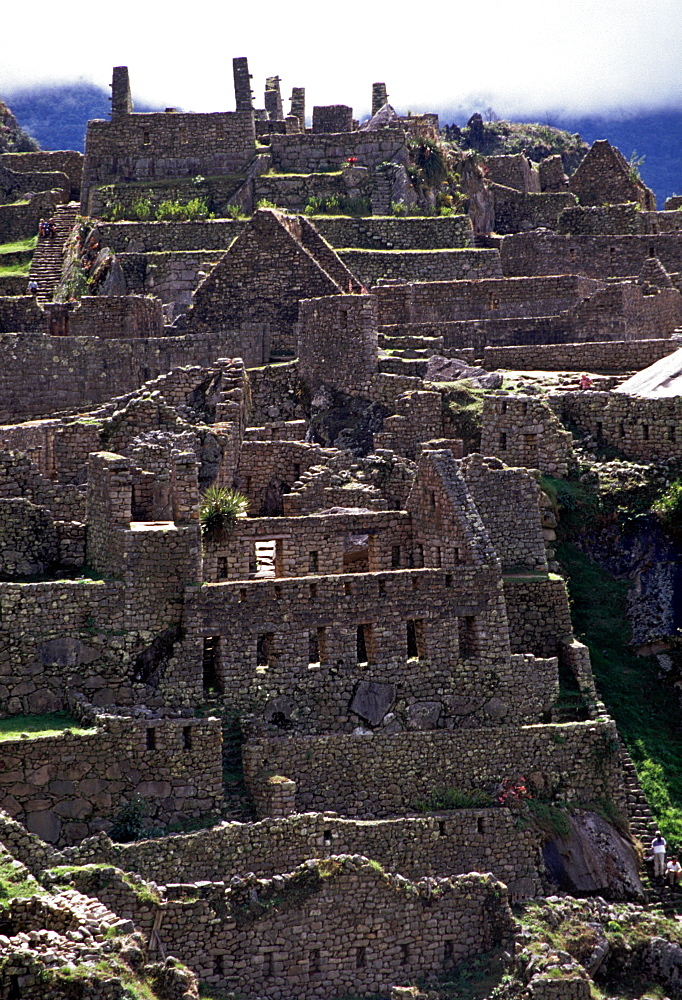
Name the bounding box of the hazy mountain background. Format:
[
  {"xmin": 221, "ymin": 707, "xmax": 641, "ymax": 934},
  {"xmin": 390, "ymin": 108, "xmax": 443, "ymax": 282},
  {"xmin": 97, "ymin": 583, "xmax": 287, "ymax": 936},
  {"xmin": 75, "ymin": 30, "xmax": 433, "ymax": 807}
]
[{"xmin": 4, "ymin": 82, "xmax": 681, "ymax": 207}]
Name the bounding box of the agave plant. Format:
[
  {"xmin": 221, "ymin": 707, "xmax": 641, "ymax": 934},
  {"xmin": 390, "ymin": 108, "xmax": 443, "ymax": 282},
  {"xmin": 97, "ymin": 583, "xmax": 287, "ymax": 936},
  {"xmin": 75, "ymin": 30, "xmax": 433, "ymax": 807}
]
[{"xmin": 200, "ymin": 486, "xmax": 249, "ymax": 541}]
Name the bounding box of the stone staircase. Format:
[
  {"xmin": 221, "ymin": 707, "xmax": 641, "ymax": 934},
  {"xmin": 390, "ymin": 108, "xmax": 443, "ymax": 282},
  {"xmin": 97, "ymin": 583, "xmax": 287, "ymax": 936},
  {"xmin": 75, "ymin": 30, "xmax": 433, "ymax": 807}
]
[
  {"xmin": 617, "ymin": 741, "xmax": 682, "ymax": 915},
  {"xmin": 28, "ymin": 202, "xmax": 79, "ymax": 303}
]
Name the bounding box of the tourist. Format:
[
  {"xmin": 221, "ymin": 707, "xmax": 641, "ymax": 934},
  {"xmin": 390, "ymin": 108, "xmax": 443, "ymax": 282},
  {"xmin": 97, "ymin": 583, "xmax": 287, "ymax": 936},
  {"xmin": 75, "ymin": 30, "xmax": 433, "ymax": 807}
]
[
  {"xmin": 38, "ymin": 218, "xmax": 46, "ymax": 238},
  {"xmin": 47, "ymin": 217, "xmax": 57, "ymax": 238},
  {"xmin": 27, "ymin": 279, "xmax": 38, "ymax": 295},
  {"xmin": 666, "ymin": 856, "xmax": 681, "ymax": 887},
  {"xmin": 579, "ymin": 373, "xmax": 593, "ymax": 390},
  {"xmin": 652, "ymin": 830, "xmax": 667, "ymax": 877}
]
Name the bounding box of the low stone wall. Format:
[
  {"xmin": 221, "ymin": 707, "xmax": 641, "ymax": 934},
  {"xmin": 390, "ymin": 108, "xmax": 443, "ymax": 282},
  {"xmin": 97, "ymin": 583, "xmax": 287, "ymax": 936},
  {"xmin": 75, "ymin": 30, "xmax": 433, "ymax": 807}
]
[
  {"xmin": 502, "ymin": 575, "xmax": 574, "ymax": 657},
  {"xmin": 0, "ymin": 331, "xmax": 238, "ymax": 422},
  {"xmin": 242, "ymin": 719, "xmax": 624, "ymax": 818},
  {"xmin": 254, "ymin": 171, "xmax": 348, "ymax": 212},
  {"xmin": 95, "ymin": 218, "xmax": 244, "ymax": 252},
  {"xmin": 0, "ymin": 714, "xmax": 223, "ymax": 845},
  {"xmin": 0, "ymin": 294, "xmax": 45, "ymax": 333},
  {"xmin": 314, "ymin": 215, "xmax": 474, "ymax": 250},
  {"xmin": 71, "ymin": 809, "xmax": 543, "ymax": 897},
  {"xmin": 65, "ymin": 294, "xmax": 164, "ymax": 339},
  {"xmin": 0, "ymin": 189, "xmax": 63, "ymax": 243},
  {"xmin": 270, "ymin": 130, "xmax": 405, "ymax": 172},
  {"xmin": 0, "ymin": 275, "xmax": 28, "ymax": 296},
  {"xmin": 338, "ymin": 248, "xmax": 502, "ymax": 285},
  {"xmin": 483, "ymin": 339, "xmax": 679, "ymax": 373},
  {"xmin": 500, "ymin": 231, "xmax": 682, "ymax": 279},
  {"xmin": 0, "ymin": 150, "xmax": 83, "ymax": 201}
]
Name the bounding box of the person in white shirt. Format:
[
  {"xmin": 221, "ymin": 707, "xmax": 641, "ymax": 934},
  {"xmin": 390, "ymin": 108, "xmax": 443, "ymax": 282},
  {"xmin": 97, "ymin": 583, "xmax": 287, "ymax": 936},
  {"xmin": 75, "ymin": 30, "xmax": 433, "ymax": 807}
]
[
  {"xmin": 652, "ymin": 831, "xmax": 667, "ymax": 877},
  {"xmin": 666, "ymin": 856, "xmax": 681, "ymax": 887}
]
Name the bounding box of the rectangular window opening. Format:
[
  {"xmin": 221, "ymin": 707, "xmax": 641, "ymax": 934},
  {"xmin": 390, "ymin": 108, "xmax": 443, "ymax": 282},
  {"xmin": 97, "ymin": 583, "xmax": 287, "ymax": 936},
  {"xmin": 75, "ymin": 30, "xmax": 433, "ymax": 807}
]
[
  {"xmin": 391, "ymin": 544, "xmax": 401, "ymax": 569},
  {"xmin": 444, "ymin": 940, "xmax": 454, "ymax": 965},
  {"xmin": 202, "ymin": 636, "xmax": 223, "ymax": 694},
  {"xmin": 642, "ymin": 423, "xmax": 649, "ymax": 440},
  {"xmin": 309, "ymin": 550, "xmax": 319, "ymax": 573},
  {"xmin": 356, "ymin": 946, "xmax": 366, "ymax": 969},
  {"xmin": 293, "ymin": 463, "xmax": 301, "ymax": 478},
  {"xmin": 182, "ymin": 726, "xmax": 192, "ymax": 751},
  {"xmin": 378, "ymin": 578, "xmax": 386, "ymax": 596},
  {"xmin": 309, "ymin": 948, "xmax": 321, "ymax": 974},
  {"xmin": 435, "ymin": 545, "xmax": 442, "ymax": 568},
  {"xmin": 459, "ymin": 616, "xmax": 477, "ymax": 659},
  {"xmin": 499, "ymin": 432, "xmax": 507, "ymax": 451},
  {"xmin": 217, "ymin": 556, "xmax": 228, "ymax": 580},
  {"xmin": 213, "ymin": 955, "xmax": 224, "ymax": 977},
  {"xmin": 263, "ymin": 953, "xmax": 274, "ymax": 977},
  {"xmin": 619, "ymin": 422, "xmax": 625, "ymax": 438},
  {"xmin": 401, "ymin": 944, "xmax": 410, "ymax": 966},
  {"xmin": 357, "ymin": 623, "xmax": 375, "ymax": 664},
  {"xmin": 344, "ymin": 580, "xmax": 352, "ymax": 596},
  {"xmin": 309, "ymin": 582, "xmax": 317, "ymax": 599},
  {"xmin": 670, "ymin": 425, "xmax": 676, "ymax": 442},
  {"xmin": 438, "ymin": 820, "xmax": 446, "ymax": 837},
  {"xmin": 323, "ymin": 828, "xmax": 332, "ymax": 845},
  {"xmin": 444, "ymin": 573, "xmax": 453, "ymax": 588},
  {"xmin": 146, "ymin": 727, "xmax": 156, "ymax": 750},
  {"xmin": 256, "ymin": 633, "xmax": 275, "ymax": 667},
  {"xmin": 477, "ymin": 816, "xmax": 485, "ymax": 834},
  {"xmin": 406, "ymin": 620, "xmax": 419, "ymax": 659},
  {"xmin": 143, "ymin": 130, "xmax": 150, "ymax": 145}
]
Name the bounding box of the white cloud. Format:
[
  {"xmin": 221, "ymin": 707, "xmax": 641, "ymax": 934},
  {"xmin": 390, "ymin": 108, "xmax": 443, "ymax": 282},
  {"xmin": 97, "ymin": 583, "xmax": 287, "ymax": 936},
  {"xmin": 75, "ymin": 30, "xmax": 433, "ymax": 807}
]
[{"xmin": 3, "ymin": 0, "xmax": 681, "ymax": 118}]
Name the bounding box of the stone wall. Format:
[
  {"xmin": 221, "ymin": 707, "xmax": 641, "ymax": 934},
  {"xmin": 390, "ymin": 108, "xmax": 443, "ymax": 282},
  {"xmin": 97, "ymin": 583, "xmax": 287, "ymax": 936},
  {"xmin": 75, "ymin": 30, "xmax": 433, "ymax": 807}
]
[
  {"xmin": 0, "ymin": 449, "xmax": 85, "ymax": 522},
  {"xmin": 0, "ymin": 150, "xmax": 83, "ymax": 201},
  {"xmin": 0, "ymin": 295, "xmax": 46, "ymax": 333},
  {"xmin": 374, "ymin": 275, "xmax": 600, "ymax": 325},
  {"xmin": 184, "ymin": 563, "xmax": 557, "ymax": 733},
  {"xmin": 81, "ymin": 110, "xmax": 257, "ymax": 211},
  {"xmin": 500, "ymin": 232, "xmax": 682, "ymax": 279},
  {"xmin": 74, "ymin": 809, "xmax": 543, "ymax": 898},
  {"xmin": 568, "ymin": 140, "xmax": 655, "ymax": 210},
  {"xmin": 118, "ymin": 250, "xmax": 225, "ymax": 322},
  {"xmin": 482, "ymin": 339, "xmax": 679, "ymax": 373},
  {"xmin": 460, "ymin": 454, "xmax": 548, "ymax": 572},
  {"xmin": 556, "ymin": 204, "xmax": 682, "ymax": 236},
  {"xmin": 297, "ymin": 293, "xmax": 378, "ymax": 394},
  {"xmin": 550, "ymin": 390, "xmax": 682, "ymax": 461},
  {"xmin": 254, "ymin": 170, "xmax": 349, "ymax": 211},
  {"xmin": 485, "ymin": 155, "xmax": 540, "ymax": 193},
  {"xmin": 502, "ymin": 575, "xmax": 574, "ymax": 657},
  {"xmin": 339, "ymin": 248, "xmax": 502, "ymax": 285},
  {"xmin": 314, "ymin": 215, "xmax": 474, "ymax": 250},
  {"xmin": 95, "ymin": 219, "xmax": 245, "ymax": 253},
  {"xmin": 0, "ymin": 497, "xmax": 82, "ymax": 579},
  {"xmin": 491, "ymin": 185, "xmax": 576, "ymax": 234},
  {"xmin": 0, "ymin": 713, "xmax": 222, "ymax": 844},
  {"xmin": 0, "ymin": 189, "xmax": 63, "ymax": 243},
  {"xmin": 242, "ymin": 719, "xmax": 624, "ymax": 818},
  {"xmin": 63, "ymin": 294, "xmax": 164, "ymax": 339},
  {"xmin": 480, "ymin": 395, "xmax": 575, "ymax": 477},
  {"xmin": 269, "ymin": 131, "xmax": 405, "ymax": 172},
  {"xmin": 0, "ymin": 162, "xmax": 70, "ymax": 203},
  {"xmin": 236, "ymin": 439, "xmax": 337, "ymax": 515},
  {"xmin": 0, "ymin": 331, "xmax": 237, "ymax": 422},
  {"xmin": 177, "ymin": 210, "xmax": 349, "ymax": 356}
]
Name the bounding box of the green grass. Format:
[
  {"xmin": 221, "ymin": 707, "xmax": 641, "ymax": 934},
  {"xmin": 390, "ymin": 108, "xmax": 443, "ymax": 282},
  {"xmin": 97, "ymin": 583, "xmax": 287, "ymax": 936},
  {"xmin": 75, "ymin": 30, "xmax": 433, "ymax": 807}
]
[
  {"xmin": 557, "ymin": 541, "xmax": 682, "ymax": 847},
  {"xmin": 417, "ymin": 787, "xmax": 491, "ymax": 811},
  {"xmin": 0, "ymin": 262, "xmax": 30, "ymax": 276},
  {"xmin": 0, "ymin": 855, "xmax": 44, "ymax": 901},
  {"xmin": 0, "ymin": 711, "xmax": 95, "ymax": 742},
  {"xmin": 0, "ymin": 235, "xmax": 37, "ymax": 254}
]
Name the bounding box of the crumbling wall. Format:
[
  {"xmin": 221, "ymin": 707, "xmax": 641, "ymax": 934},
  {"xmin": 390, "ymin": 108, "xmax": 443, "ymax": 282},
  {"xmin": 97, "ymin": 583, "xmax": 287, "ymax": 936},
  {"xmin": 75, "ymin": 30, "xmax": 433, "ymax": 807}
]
[{"xmin": 269, "ymin": 131, "xmax": 405, "ymax": 171}]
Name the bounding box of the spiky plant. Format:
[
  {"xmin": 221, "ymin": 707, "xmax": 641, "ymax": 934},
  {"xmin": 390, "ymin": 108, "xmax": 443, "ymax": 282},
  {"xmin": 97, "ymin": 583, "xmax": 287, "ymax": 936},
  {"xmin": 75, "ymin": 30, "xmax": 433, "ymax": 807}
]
[{"xmin": 200, "ymin": 486, "xmax": 249, "ymax": 541}]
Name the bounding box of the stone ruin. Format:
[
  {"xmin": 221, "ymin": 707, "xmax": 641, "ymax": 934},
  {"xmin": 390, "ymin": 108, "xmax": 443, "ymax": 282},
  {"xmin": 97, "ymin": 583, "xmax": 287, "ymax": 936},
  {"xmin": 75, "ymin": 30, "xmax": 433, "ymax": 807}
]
[{"xmin": 0, "ymin": 55, "xmax": 680, "ymax": 999}]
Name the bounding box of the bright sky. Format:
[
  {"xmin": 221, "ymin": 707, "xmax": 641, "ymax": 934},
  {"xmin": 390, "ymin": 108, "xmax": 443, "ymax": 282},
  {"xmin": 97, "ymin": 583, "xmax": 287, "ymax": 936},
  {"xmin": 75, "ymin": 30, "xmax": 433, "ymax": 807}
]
[{"xmin": 3, "ymin": 0, "xmax": 681, "ymax": 118}]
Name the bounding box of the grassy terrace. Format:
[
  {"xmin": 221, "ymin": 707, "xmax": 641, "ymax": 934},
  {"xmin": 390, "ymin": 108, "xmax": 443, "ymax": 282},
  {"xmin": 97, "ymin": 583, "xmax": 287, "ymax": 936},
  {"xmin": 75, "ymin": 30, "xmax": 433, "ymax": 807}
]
[{"xmin": 0, "ymin": 711, "xmax": 95, "ymax": 741}]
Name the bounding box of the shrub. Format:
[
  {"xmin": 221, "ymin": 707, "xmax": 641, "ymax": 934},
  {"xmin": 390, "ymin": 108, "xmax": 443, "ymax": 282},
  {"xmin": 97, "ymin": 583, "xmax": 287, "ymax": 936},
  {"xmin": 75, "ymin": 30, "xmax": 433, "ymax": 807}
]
[
  {"xmin": 417, "ymin": 787, "xmax": 490, "ymax": 811},
  {"xmin": 110, "ymin": 795, "xmax": 147, "ymax": 843},
  {"xmin": 652, "ymin": 479, "xmax": 682, "ymax": 538},
  {"xmin": 200, "ymin": 486, "xmax": 249, "ymax": 541}
]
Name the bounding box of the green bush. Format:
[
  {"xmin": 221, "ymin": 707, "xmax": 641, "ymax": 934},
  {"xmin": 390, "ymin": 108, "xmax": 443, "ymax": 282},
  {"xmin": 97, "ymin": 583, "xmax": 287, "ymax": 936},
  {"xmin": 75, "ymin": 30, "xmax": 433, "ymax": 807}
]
[
  {"xmin": 652, "ymin": 479, "xmax": 682, "ymax": 537},
  {"xmin": 200, "ymin": 486, "xmax": 250, "ymax": 541},
  {"xmin": 110, "ymin": 796, "xmax": 147, "ymax": 843},
  {"xmin": 417, "ymin": 787, "xmax": 490, "ymax": 811}
]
